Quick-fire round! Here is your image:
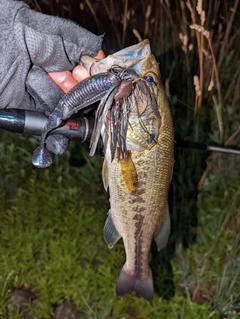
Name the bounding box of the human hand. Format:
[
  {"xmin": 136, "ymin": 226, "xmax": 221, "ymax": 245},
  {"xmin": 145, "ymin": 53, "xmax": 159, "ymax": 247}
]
[
  {"xmin": 43, "ymin": 49, "xmax": 105, "ymax": 156},
  {"xmin": 48, "ymin": 49, "xmax": 105, "ymax": 93}
]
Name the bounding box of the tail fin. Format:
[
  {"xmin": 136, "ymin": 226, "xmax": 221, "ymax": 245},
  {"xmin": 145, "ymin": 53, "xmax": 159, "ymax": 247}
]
[{"xmin": 116, "ymin": 264, "xmax": 154, "ymax": 301}]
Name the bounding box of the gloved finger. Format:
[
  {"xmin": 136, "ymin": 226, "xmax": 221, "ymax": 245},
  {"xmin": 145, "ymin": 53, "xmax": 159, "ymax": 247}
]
[
  {"xmin": 45, "ymin": 134, "xmax": 69, "ymax": 155},
  {"xmin": 48, "ymin": 71, "xmax": 78, "ymax": 93},
  {"xmin": 26, "ymin": 66, "xmax": 70, "ymax": 156},
  {"xmin": 26, "ymin": 66, "xmax": 64, "ymax": 114}
]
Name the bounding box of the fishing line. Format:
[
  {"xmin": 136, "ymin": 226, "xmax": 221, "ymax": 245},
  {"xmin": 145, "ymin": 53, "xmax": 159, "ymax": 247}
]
[
  {"xmin": 156, "ymin": 60, "xmax": 211, "ymax": 121},
  {"xmin": 129, "ymin": 77, "xmax": 161, "ymax": 146},
  {"xmin": 157, "ymin": 81, "xmax": 212, "ymax": 121},
  {"xmin": 171, "ymin": 95, "xmax": 211, "ymax": 121}
]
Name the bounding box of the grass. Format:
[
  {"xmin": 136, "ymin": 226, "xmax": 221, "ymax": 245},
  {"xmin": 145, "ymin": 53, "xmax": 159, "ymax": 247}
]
[
  {"xmin": 0, "ymin": 0, "xmax": 239, "ymax": 318},
  {"xmin": 0, "ymin": 132, "xmax": 227, "ymax": 318}
]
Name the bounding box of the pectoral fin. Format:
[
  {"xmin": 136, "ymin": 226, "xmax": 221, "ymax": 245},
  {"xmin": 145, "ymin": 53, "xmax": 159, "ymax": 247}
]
[
  {"xmin": 102, "ymin": 159, "xmax": 108, "ymax": 191},
  {"xmin": 119, "ymin": 150, "xmax": 138, "ymax": 194},
  {"xmin": 103, "ymin": 210, "xmax": 121, "ymax": 248},
  {"xmin": 154, "ymin": 206, "xmax": 171, "ymax": 251}
]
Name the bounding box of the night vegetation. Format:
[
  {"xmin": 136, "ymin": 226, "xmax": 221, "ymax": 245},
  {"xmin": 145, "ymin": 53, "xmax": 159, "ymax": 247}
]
[{"xmin": 0, "ymin": 0, "xmax": 239, "ymax": 318}]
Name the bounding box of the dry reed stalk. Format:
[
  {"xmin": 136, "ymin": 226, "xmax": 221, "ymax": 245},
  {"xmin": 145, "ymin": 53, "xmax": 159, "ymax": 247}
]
[
  {"xmin": 101, "ymin": 0, "xmax": 122, "ymax": 48},
  {"xmin": 122, "ymin": 0, "xmax": 129, "ymax": 48},
  {"xmin": 195, "ymin": 1, "xmax": 204, "ymax": 113},
  {"xmin": 217, "ymin": 0, "xmax": 240, "ymax": 70},
  {"xmin": 206, "ymin": 39, "xmax": 223, "ymax": 144},
  {"xmin": 193, "ymin": 75, "xmax": 201, "ymax": 124},
  {"xmin": 223, "ymin": 68, "xmax": 240, "ymax": 104},
  {"xmin": 159, "ymin": 0, "xmax": 180, "ymax": 41},
  {"xmin": 224, "ymin": 127, "xmax": 240, "ymax": 146},
  {"xmin": 31, "ymin": 0, "xmax": 42, "ymax": 12},
  {"xmin": 132, "ymin": 28, "xmax": 142, "ymax": 42},
  {"xmin": 84, "ymin": 0, "xmax": 101, "ymax": 32},
  {"xmin": 144, "ymin": 4, "xmax": 151, "ymax": 38},
  {"xmin": 190, "ymin": 21, "xmax": 223, "ymax": 143}
]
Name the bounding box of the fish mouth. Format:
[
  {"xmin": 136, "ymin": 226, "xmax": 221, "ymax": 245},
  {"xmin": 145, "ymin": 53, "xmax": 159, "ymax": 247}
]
[{"xmin": 81, "ymin": 39, "xmax": 152, "ymax": 75}]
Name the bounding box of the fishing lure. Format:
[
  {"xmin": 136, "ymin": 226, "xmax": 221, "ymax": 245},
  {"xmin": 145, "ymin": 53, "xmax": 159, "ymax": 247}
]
[
  {"xmin": 32, "ymin": 66, "xmax": 159, "ymax": 168},
  {"xmin": 32, "ymin": 69, "xmax": 132, "ymax": 168}
]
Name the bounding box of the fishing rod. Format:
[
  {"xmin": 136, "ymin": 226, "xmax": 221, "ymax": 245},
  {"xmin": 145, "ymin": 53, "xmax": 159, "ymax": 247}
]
[
  {"xmin": 174, "ymin": 140, "xmax": 240, "ymax": 155},
  {"xmin": 0, "ymin": 109, "xmax": 94, "ymax": 142},
  {"xmin": 0, "ymin": 109, "xmax": 239, "ymax": 155}
]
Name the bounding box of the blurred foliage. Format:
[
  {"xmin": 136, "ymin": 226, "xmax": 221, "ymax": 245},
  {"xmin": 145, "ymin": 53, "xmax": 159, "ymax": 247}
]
[{"xmin": 0, "ymin": 0, "xmax": 239, "ymax": 318}]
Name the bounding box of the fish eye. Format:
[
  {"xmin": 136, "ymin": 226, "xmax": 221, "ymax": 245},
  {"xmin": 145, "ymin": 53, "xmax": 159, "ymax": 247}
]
[
  {"xmin": 145, "ymin": 72, "xmax": 158, "ymax": 85},
  {"xmin": 146, "ymin": 75, "xmax": 154, "ymax": 83}
]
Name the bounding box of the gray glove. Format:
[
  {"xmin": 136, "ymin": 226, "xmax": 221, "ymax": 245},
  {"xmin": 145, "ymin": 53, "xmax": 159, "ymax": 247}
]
[{"xmin": 0, "ymin": 0, "xmax": 103, "ymax": 154}]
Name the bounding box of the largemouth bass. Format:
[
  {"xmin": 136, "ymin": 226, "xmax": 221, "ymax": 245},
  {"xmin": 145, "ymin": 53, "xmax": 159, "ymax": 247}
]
[
  {"xmin": 83, "ymin": 40, "xmax": 174, "ymax": 300},
  {"xmin": 31, "ymin": 40, "xmax": 174, "ymax": 301}
]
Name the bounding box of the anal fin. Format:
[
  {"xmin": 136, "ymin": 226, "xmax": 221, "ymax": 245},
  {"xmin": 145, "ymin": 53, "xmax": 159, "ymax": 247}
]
[
  {"xmin": 154, "ymin": 206, "xmax": 171, "ymax": 251},
  {"xmin": 103, "ymin": 210, "xmax": 121, "ymax": 248}
]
